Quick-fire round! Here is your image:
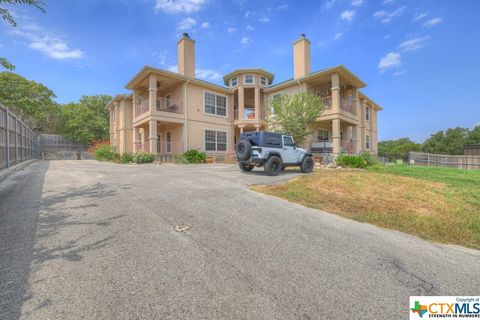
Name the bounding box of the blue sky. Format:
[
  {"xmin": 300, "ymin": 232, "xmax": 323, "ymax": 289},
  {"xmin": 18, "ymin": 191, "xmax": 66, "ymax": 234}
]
[{"xmin": 1, "ymin": 0, "xmax": 479, "ymax": 141}]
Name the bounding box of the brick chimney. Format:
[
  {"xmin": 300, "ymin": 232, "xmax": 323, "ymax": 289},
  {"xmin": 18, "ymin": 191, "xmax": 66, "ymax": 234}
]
[
  {"xmin": 293, "ymin": 34, "xmax": 311, "ymax": 79},
  {"xmin": 177, "ymin": 33, "xmax": 195, "ymax": 78}
]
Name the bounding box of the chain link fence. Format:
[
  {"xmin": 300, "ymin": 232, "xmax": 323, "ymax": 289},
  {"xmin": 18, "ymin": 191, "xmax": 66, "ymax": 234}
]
[{"xmin": 0, "ymin": 103, "xmax": 41, "ymax": 169}]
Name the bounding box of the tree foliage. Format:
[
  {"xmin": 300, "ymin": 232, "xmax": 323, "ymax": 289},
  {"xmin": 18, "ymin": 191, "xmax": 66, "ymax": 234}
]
[
  {"xmin": 269, "ymin": 92, "xmax": 324, "ymax": 146},
  {"xmin": 423, "ymin": 127, "xmax": 475, "ymax": 155},
  {"xmin": 378, "ymin": 138, "xmax": 421, "ymax": 161},
  {"xmin": 0, "ymin": 71, "xmax": 59, "ymax": 132},
  {"xmin": 56, "ymin": 95, "xmax": 112, "ymax": 145}
]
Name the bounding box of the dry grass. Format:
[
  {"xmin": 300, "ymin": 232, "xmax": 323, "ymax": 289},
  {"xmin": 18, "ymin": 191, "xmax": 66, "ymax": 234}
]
[{"xmin": 252, "ymin": 168, "xmax": 480, "ymax": 249}]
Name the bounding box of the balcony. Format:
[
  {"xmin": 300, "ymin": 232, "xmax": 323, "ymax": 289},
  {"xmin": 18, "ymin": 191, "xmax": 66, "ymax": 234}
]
[
  {"xmin": 320, "ymin": 96, "xmax": 332, "ymax": 110},
  {"xmin": 135, "ymin": 97, "xmax": 184, "ymax": 118},
  {"xmin": 341, "ymin": 98, "xmax": 357, "ymax": 116}
]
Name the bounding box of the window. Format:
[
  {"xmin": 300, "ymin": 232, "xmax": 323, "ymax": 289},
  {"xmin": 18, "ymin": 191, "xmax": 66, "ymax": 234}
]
[
  {"xmin": 166, "ymin": 132, "xmax": 171, "ymax": 153},
  {"xmin": 272, "ymin": 93, "xmax": 282, "ymax": 101},
  {"xmin": 283, "ymin": 136, "xmax": 295, "ymax": 147},
  {"xmin": 204, "ymin": 92, "xmax": 227, "ymax": 116},
  {"xmin": 366, "ymin": 135, "xmax": 370, "ymax": 150},
  {"xmin": 244, "ymin": 74, "xmax": 254, "ymax": 84},
  {"xmin": 230, "ymin": 77, "xmax": 238, "ymax": 87},
  {"xmin": 260, "ymin": 76, "xmax": 267, "ymax": 86},
  {"xmin": 365, "ymin": 106, "xmax": 371, "ymax": 121},
  {"xmin": 205, "ymin": 130, "xmax": 227, "ymax": 152},
  {"xmin": 317, "ymin": 130, "xmax": 330, "ymax": 142}
]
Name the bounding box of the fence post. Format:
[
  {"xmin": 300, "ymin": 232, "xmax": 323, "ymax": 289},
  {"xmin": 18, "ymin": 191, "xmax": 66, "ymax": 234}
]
[{"xmin": 5, "ymin": 109, "xmax": 9, "ymax": 168}]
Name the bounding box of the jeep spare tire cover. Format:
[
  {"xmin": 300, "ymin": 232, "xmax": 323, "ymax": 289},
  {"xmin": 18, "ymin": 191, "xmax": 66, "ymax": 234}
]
[{"xmin": 236, "ymin": 140, "xmax": 252, "ymax": 160}]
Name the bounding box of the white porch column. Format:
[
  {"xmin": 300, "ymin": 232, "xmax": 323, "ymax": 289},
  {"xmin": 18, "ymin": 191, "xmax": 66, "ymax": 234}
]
[
  {"xmin": 332, "ymin": 118, "xmax": 341, "ymax": 156},
  {"xmin": 331, "ymin": 73, "xmax": 340, "ymax": 113},
  {"xmin": 238, "ymin": 86, "xmax": 244, "ymax": 120},
  {"xmin": 355, "ymin": 125, "xmax": 361, "ymax": 154},
  {"xmin": 360, "ymin": 98, "xmax": 366, "ymax": 152},
  {"xmin": 132, "ymin": 89, "xmax": 139, "ymax": 118},
  {"xmin": 148, "ymin": 73, "xmax": 157, "ymax": 113},
  {"xmin": 254, "ymin": 86, "xmax": 260, "ymax": 120},
  {"xmin": 149, "ymin": 120, "xmax": 158, "ymax": 154}
]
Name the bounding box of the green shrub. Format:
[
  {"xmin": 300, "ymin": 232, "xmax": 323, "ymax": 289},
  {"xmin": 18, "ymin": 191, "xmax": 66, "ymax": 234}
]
[
  {"xmin": 336, "ymin": 154, "xmax": 368, "ymax": 168},
  {"xmin": 93, "ymin": 144, "xmax": 119, "ymax": 161},
  {"xmin": 360, "ymin": 152, "xmax": 378, "ymax": 166},
  {"xmin": 173, "ymin": 154, "xmax": 189, "ymax": 164},
  {"xmin": 121, "ymin": 153, "xmax": 134, "ymax": 163},
  {"xmin": 132, "ymin": 151, "xmax": 155, "ymax": 164},
  {"xmin": 183, "ymin": 150, "xmax": 207, "ymax": 163}
]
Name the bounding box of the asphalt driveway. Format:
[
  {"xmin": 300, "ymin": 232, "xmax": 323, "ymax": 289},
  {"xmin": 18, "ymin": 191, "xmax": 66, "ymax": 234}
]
[{"xmin": 1, "ymin": 160, "xmax": 479, "ymax": 319}]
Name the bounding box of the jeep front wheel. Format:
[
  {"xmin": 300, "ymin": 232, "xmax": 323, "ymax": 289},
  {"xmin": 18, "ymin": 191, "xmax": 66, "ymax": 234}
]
[
  {"xmin": 239, "ymin": 162, "xmax": 254, "ymax": 172},
  {"xmin": 300, "ymin": 156, "xmax": 314, "ymax": 173},
  {"xmin": 264, "ymin": 156, "xmax": 283, "ymax": 176}
]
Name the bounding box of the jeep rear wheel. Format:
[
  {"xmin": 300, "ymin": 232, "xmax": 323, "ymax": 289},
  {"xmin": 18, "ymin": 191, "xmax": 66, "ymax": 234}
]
[
  {"xmin": 239, "ymin": 162, "xmax": 254, "ymax": 172},
  {"xmin": 265, "ymin": 156, "xmax": 283, "ymax": 176},
  {"xmin": 236, "ymin": 140, "xmax": 252, "ymax": 161},
  {"xmin": 300, "ymin": 156, "xmax": 314, "ymax": 173}
]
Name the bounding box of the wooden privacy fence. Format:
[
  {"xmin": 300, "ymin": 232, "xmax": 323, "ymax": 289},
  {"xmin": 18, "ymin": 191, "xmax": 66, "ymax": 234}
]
[
  {"xmin": 0, "ymin": 103, "xmax": 41, "ymax": 169},
  {"xmin": 409, "ymin": 151, "xmax": 480, "ymax": 170}
]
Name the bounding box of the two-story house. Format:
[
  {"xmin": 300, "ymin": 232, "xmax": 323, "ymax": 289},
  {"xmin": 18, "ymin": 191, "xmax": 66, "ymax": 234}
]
[{"xmin": 107, "ymin": 33, "xmax": 381, "ymax": 159}]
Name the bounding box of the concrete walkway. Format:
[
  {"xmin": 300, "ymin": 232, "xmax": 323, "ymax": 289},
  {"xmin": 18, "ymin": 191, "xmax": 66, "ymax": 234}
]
[{"xmin": 1, "ymin": 160, "xmax": 479, "ymax": 319}]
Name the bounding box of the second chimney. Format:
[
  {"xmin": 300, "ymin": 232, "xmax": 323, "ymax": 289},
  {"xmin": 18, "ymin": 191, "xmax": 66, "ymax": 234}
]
[
  {"xmin": 177, "ymin": 33, "xmax": 195, "ymax": 78},
  {"xmin": 293, "ymin": 34, "xmax": 311, "ymax": 79}
]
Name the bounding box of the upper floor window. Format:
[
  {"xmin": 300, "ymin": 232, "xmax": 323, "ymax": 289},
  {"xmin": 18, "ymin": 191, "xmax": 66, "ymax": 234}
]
[
  {"xmin": 204, "ymin": 92, "xmax": 227, "ymax": 116},
  {"xmin": 366, "ymin": 135, "xmax": 371, "ymax": 150},
  {"xmin": 244, "ymin": 74, "xmax": 254, "ymax": 84},
  {"xmin": 272, "ymin": 93, "xmax": 282, "ymax": 101},
  {"xmin": 230, "ymin": 77, "xmax": 238, "ymax": 88},
  {"xmin": 365, "ymin": 106, "xmax": 371, "ymax": 121},
  {"xmin": 260, "ymin": 76, "xmax": 267, "ymax": 86}
]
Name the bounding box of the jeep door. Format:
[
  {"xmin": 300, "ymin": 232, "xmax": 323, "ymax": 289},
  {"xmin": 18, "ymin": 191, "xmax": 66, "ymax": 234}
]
[{"xmin": 282, "ymin": 135, "xmax": 299, "ymax": 164}]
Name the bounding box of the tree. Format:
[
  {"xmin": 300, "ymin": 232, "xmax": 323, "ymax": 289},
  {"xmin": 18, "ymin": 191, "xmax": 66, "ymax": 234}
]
[
  {"xmin": 422, "ymin": 127, "xmax": 469, "ymax": 155},
  {"xmin": 0, "ymin": 0, "xmax": 46, "ymax": 70},
  {"xmin": 56, "ymin": 95, "xmax": 112, "ymax": 145},
  {"xmin": 378, "ymin": 138, "xmax": 421, "ymax": 161},
  {"xmin": 269, "ymin": 92, "xmax": 324, "ymax": 146},
  {"xmin": 466, "ymin": 125, "xmax": 480, "ymax": 146},
  {"xmin": 0, "ymin": 71, "xmax": 58, "ymax": 132}
]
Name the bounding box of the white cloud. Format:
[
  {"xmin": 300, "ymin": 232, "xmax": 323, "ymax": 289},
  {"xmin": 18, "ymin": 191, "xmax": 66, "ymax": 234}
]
[
  {"xmin": 241, "ymin": 36, "xmax": 250, "ymax": 44},
  {"xmin": 10, "ymin": 23, "xmax": 83, "ymax": 60},
  {"xmin": 167, "ymin": 64, "xmax": 178, "ymax": 72},
  {"xmin": 423, "ymin": 17, "xmax": 442, "ymax": 28},
  {"xmin": 378, "ymin": 52, "xmax": 401, "ymax": 72},
  {"xmin": 392, "ymin": 70, "xmax": 406, "ymax": 76},
  {"xmin": 276, "ymin": 4, "xmax": 288, "ymax": 10},
  {"xmin": 154, "ymin": 0, "xmax": 208, "ymax": 13},
  {"xmin": 244, "ymin": 11, "xmax": 252, "ymax": 18},
  {"xmin": 322, "ymin": 0, "xmax": 337, "ymax": 11},
  {"xmin": 374, "ymin": 6, "xmax": 406, "ymax": 23},
  {"xmin": 382, "ymin": 0, "xmax": 394, "ymax": 4},
  {"xmin": 246, "ymin": 25, "xmax": 254, "ymax": 31},
  {"xmin": 351, "ymin": 0, "xmax": 363, "ymax": 7},
  {"xmin": 413, "ymin": 11, "xmax": 429, "ymax": 22},
  {"xmin": 196, "ymin": 68, "xmax": 222, "ymax": 81},
  {"xmin": 334, "ymin": 32, "xmax": 343, "ymax": 40},
  {"xmin": 384, "ymin": 34, "xmax": 391, "ymax": 39},
  {"xmin": 259, "ymin": 15, "xmax": 270, "ymax": 23},
  {"xmin": 227, "ymin": 27, "xmax": 237, "ymax": 33},
  {"xmin": 398, "ymin": 36, "xmax": 429, "ymax": 52},
  {"xmin": 201, "ymin": 21, "xmax": 210, "ymax": 28},
  {"xmin": 177, "ymin": 17, "xmax": 196, "ymax": 31},
  {"xmin": 341, "ymin": 10, "xmax": 356, "ymax": 21}
]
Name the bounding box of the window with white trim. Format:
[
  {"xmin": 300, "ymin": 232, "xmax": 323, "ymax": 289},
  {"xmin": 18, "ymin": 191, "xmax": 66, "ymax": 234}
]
[
  {"xmin": 205, "ymin": 130, "xmax": 227, "ymax": 152},
  {"xmin": 244, "ymin": 74, "xmax": 254, "ymax": 84},
  {"xmin": 230, "ymin": 77, "xmax": 238, "ymax": 88},
  {"xmin": 366, "ymin": 134, "xmax": 370, "ymax": 150},
  {"xmin": 365, "ymin": 106, "xmax": 371, "ymax": 121},
  {"xmin": 260, "ymin": 76, "xmax": 267, "ymax": 86},
  {"xmin": 317, "ymin": 130, "xmax": 330, "ymax": 142},
  {"xmin": 204, "ymin": 92, "xmax": 227, "ymax": 116}
]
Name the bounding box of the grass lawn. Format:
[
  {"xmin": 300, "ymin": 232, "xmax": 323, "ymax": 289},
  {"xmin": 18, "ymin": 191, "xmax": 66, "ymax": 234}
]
[{"xmin": 252, "ymin": 165, "xmax": 480, "ymax": 249}]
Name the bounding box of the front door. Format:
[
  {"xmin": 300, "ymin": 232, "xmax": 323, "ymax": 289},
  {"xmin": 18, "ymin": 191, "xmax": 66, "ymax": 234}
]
[{"xmin": 281, "ymin": 135, "xmax": 299, "ymax": 164}]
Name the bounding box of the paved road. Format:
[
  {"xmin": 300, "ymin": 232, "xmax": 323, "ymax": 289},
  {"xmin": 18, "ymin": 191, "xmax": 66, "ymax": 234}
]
[{"xmin": 1, "ymin": 160, "xmax": 479, "ymax": 319}]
